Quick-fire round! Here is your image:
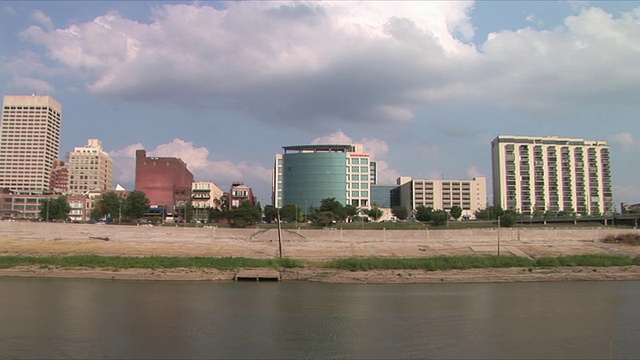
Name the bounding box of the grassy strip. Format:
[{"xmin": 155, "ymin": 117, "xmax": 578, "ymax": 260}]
[
  {"xmin": 323, "ymin": 254, "xmax": 640, "ymax": 272},
  {"xmin": 0, "ymin": 255, "xmax": 303, "ymax": 270},
  {"xmin": 0, "ymin": 254, "xmax": 638, "ymax": 272}
]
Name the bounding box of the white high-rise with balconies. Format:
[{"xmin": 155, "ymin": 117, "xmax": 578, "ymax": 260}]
[
  {"xmin": 492, "ymin": 135, "xmax": 613, "ymax": 216},
  {"xmin": 67, "ymin": 139, "xmax": 113, "ymax": 195},
  {"xmin": 0, "ymin": 95, "xmax": 62, "ymax": 193}
]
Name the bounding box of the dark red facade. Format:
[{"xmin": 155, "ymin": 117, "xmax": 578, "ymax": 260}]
[
  {"xmin": 134, "ymin": 150, "xmax": 194, "ymax": 209},
  {"xmin": 49, "ymin": 160, "xmax": 68, "ymax": 194}
]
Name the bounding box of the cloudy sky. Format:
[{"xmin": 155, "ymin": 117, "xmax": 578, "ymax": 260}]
[{"xmin": 1, "ymin": 1, "xmax": 640, "ymax": 206}]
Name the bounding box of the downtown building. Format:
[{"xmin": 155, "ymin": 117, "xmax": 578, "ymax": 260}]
[
  {"xmin": 135, "ymin": 149, "xmax": 194, "ymax": 219},
  {"xmin": 67, "ymin": 139, "xmax": 113, "ymax": 195},
  {"xmin": 0, "ymin": 95, "xmax": 62, "ymax": 193},
  {"xmin": 491, "ymin": 135, "xmax": 613, "ymax": 216},
  {"xmin": 273, "ymin": 144, "xmax": 374, "ymax": 210},
  {"xmin": 397, "ymin": 176, "xmax": 487, "ymax": 220}
]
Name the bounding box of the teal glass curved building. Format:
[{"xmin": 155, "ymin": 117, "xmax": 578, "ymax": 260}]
[{"xmin": 273, "ymin": 144, "xmax": 372, "ymax": 210}]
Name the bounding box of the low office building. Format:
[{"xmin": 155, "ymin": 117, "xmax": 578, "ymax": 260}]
[
  {"xmin": 398, "ymin": 176, "xmax": 487, "ymax": 220},
  {"xmin": 0, "ymin": 190, "xmax": 57, "ymax": 220}
]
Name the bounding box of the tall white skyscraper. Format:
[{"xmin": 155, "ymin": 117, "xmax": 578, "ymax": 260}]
[
  {"xmin": 0, "ymin": 95, "xmax": 62, "ymax": 192},
  {"xmin": 68, "ymin": 139, "xmax": 113, "ymax": 195},
  {"xmin": 492, "ymin": 135, "xmax": 613, "ymax": 216}
]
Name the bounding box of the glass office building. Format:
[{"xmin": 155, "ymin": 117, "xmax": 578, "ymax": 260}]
[{"xmin": 273, "ymin": 144, "xmax": 371, "ymax": 210}]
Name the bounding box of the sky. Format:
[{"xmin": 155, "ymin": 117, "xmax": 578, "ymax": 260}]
[{"xmin": 1, "ymin": 1, "xmax": 640, "ymax": 207}]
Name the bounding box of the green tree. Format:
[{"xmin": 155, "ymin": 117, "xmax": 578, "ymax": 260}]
[
  {"xmin": 499, "ymin": 210, "xmax": 520, "ymax": 227},
  {"xmin": 415, "ymin": 205, "xmax": 434, "ymax": 222},
  {"xmin": 92, "ymin": 192, "xmax": 122, "ymax": 220},
  {"xmin": 263, "ymin": 205, "xmax": 278, "ymax": 223},
  {"xmin": 367, "ymin": 205, "xmax": 383, "ymax": 221},
  {"xmin": 182, "ymin": 201, "xmax": 193, "ymax": 222},
  {"xmin": 557, "ymin": 207, "xmax": 575, "ymax": 218},
  {"xmin": 430, "ymin": 210, "xmax": 449, "ymax": 226},
  {"xmin": 39, "ymin": 196, "xmax": 71, "ymax": 221},
  {"xmin": 319, "ymin": 197, "xmax": 347, "ymax": 221},
  {"xmin": 280, "ymin": 204, "xmax": 301, "ymax": 223},
  {"xmin": 229, "ymin": 201, "xmax": 261, "ymax": 227},
  {"xmin": 391, "ymin": 206, "xmax": 408, "ymax": 221},
  {"xmin": 474, "ymin": 205, "xmax": 503, "ymax": 220},
  {"xmin": 344, "ymin": 204, "xmax": 359, "ymax": 222},
  {"xmin": 123, "ymin": 190, "xmax": 150, "ymax": 220},
  {"xmin": 449, "ymin": 205, "xmax": 463, "ymax": 220}
]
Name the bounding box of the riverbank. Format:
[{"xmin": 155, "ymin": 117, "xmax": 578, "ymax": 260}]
[
  {"xmin": 3, "ymin": 265, "xmax": 640, "ymax": 284},
  {"xmin": 3, "ymin": 222, "xmax": 640, "ymax": 284}
]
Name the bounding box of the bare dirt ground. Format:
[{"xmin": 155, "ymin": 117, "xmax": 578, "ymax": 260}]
[{"xmin": 2, "ymin": 221, "xmax": 640, "ymax": 283}]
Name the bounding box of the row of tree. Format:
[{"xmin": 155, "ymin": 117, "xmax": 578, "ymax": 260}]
[{"xmin": 38, "ymin": 191, "xmax": 151, "ymax": 222}]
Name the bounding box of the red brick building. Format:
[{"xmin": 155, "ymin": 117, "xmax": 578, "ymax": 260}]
[
  {"xmin": 134, "ymin": 150, "xmax": 194, "ymax": 218},
  {"xmin": 49, "ymin": 160, "xmax": 68, "ymax": 194},
  {"xmin": 229, "ymin": 181, "xmax": 256, "ymax": 209}
]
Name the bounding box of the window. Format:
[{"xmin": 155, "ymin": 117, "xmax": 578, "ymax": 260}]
[
  {"xmin": 361, "ymin": 159, "xmax": 368, "ymax": 165},
  {"xmin": 361, "ymin": 191, "xmax": 368, "ymax": 197},
  {"xmin": 360, "ymin": 166, "xmax": 368, "ymax": 172},
  {"xmin": 352, "ymin": 174, "xmax": 359, "ymax": 181},
  {"xmin": 351, "ymin": 158, "xmax": 360, "ymax": 164},
  {"xmin": 352, "ymin": 191, "xmax": 359, "ymax": 197},
  {"xmin": 351, "ymin": 166, "xmax": 359, "ymax": 172},
  {"xmin": 352, "ymin": 183, "xmax": 359, "ymax": 189}
]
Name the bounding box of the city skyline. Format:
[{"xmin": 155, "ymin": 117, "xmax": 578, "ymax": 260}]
[{"xmin": 1, "ymin": 1, "xmax": 639, "ymax": 204}]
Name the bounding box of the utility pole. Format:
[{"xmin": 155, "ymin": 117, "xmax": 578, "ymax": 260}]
[
  {"xmin": 277, "ymin": 208, "xmax": 283, "ymax": 258},
  {"xmin": 497, "ymin": 216, "xmax": 501, "ymax": 257}
]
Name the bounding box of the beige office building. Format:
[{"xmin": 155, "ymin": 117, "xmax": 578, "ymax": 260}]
[
  {"xmin": 68, "ymin": 139, "xmax": 113, "ymax": 195},
  {"xmin": 398, "ymin": 176, "xmax": 487, "ymax": 219},
  {"xmin": 491, "ymin": 135, "xmax": 613, "ymax": 216},
  {"xmin": 0, "ymin": 95, "xmax": 62, "ymax": 192}
]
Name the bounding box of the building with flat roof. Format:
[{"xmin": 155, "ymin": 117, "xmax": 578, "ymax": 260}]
[
  {"xmin": 492, "ymin": 135, "xmax": 613, "ymax": 215},
  {"xmin": 192, "ymin": 181, "xmax": 224, "ymax": 222},
  {"xmin": 273, "ymin": 144, "xmax": 372, "ymax": 210},
  {"xmin": 0, "ymin": 95, "xmax": 62, "ymax": 193},
  {"xmin": 398, "ymin": 176, "xmax": 487, "ymax": 220},
  {"xmin": 49, "ymin": 160, "xmax": 68, "ymax": 194},
  {"xmin": 135, "ymin": 150, "xmax": 193, "ymax": 219},
  {"xmin": 67, "ymin": 139, "xmax": 113, "ymax": 195}
]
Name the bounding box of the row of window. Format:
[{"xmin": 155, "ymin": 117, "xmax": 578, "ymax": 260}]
[{"xmin": 347, "ymin": 158, "xmax": 369, "ymax": 165}]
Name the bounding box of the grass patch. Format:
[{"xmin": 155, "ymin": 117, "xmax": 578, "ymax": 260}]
[
  {"xmin": 322, "ymin": 254, "xmax": 640, "ymax": 272},
  {"xmin": 0, "ymin": 255, "xmax": 304, "ymax": 270},
  {"xmin": 1, "ymin": 254, "xmax": 639, "ymax": 272},
  {"xmin": 323, "ymin": 256, "xmax": 536, "ymax": 272}
]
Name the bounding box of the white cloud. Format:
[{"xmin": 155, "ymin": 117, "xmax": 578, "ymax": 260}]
[
  {"xmin": 7, "ymin": 76, "xmax": 54, "ymax": 94},
  {"xmin": 12, "ymin": 3, "xmax": 640, "ymax": 129},
  {"xmin": 466, "ymin": 166, "xmax": 485, "ymax": 178},
  {"xmin": 310, "ymin": 130, "xmax": 399, "ymax": 183},
  {"xmin": 609, "ymin": 132, "xmax": 636, "ymax": 153},
  {"xmin": 30, "ymin": 10, "xmax": 54, "ymax": 31},
  {"xmin": 525, "ymin": 13, "xmax": 544, "ymax": 26}
]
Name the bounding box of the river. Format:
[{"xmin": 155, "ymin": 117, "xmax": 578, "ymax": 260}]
[{"xmin": 1, "ymin": 278, "xmax": 639, "ymax": 359}]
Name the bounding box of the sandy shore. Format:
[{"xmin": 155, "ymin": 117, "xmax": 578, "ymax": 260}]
[
  {"xmin": 2, "ymin": 222, "xmax": 640, "ymax": 284},
  {"xmin": 3, "ymin": 265, "xmax": 640, "ymax": 284}
]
